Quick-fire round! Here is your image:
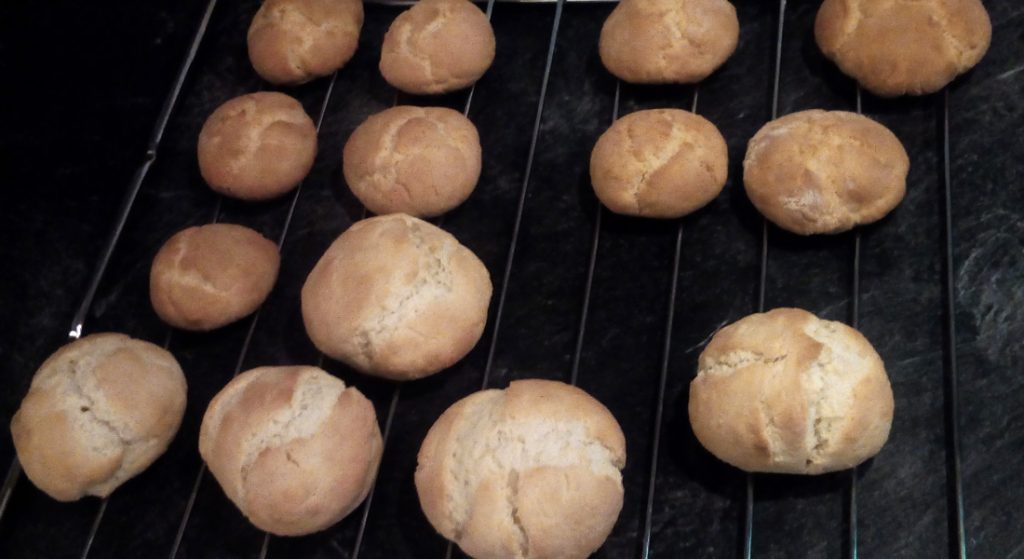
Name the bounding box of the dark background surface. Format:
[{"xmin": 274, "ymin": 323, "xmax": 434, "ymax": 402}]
[{"xmin": 0, "ymin": 0, "xmax": 1021, "ymax": 557}]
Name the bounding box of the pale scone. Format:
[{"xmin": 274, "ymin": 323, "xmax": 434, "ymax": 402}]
[
  {"xmin": 10, "ymin": 333, "xmax": 187, "ymax": 501},
  {"xmin": 379, "ymin": 0, "xmax": 496, "ymax": 95},
  {"xmin": 301, "ymin": 214, "xmax": 492, "ymax": 380},
  {"xmin": 343, "ymin": 106, "xmax": 482, "ymax": 217},
  {"xmin": 689, "ymin": 308, "xmax": 894, "ymax": 474},
  {"xmin": 743, "ymin": 109, "xmax": 909, "ymax": 235},
  {"xmin": 199, "ymin": 365, "xmax": 382, "ymax": 536},
  {"xmin": 198, "ymin": 92, "xmax": 317, "ymax": 201},
  {"xmin": 247, "ymin": 0, "xmax": 364, "ymax": 86},
  {"xmin": 815, "ymin": 0, "xmax": 991, "ymax": 97},
  {"xmin": 590, "ymin": 108, "xmax": 729, "ymax": 218},
  {"xmin": 416, "ymin": 379, "xmax": 626, "ymax": 559},
  {"xmin": 599, "ymin": 0, "xmax": 739, "ymax": 84}
]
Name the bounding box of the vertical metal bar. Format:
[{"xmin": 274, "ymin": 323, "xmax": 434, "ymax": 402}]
[
  {"xmin": 350, "ymin": 385, "xmax": 402, "ymax": 559},
  {"xmin": 847, "ymin": 86, "xmax": 864, "ymax": 559},
  {"xmin": 78, "ymin": 499, "xmax": 109, "ymax": 559}
]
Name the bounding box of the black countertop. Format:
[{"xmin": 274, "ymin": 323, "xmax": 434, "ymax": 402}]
[{"xmin": 1, "ymin": 1, "xmax": 1021, "ymax": 558}]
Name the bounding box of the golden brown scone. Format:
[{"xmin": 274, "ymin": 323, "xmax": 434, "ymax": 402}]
[
  {"xmin": 590, "ymin": 109, "xmax": 729, "ymax": 218},
  {"xmin": 199, "ymin": 366, "xmax": 382, "ymax": 536},
  {"xmin": 247, "ymin": 0, "xmax": 364, "ymax": 86},
  {"xmin": 689, "ymin": 308, "xmax": 894, "ymax": 474},
  {"xmin": 743, "ymin": 109, "xmax": 909, "ymax": 235},
  {"xmin": 416, "ymin": 379, "xmax": 627, "ymax": 559},
  {"xmin": 301, "ymin": 214, "xmax": 492, "ymax": 380},
  {"xmin": 815, "ymin": 0, "xmax": 991, "ymax": 97},
  {"xmin": 599, "ymin": 0, "xmax": 739, "ymax": 84},
  {"xmin": 379, "ymin": 0, "xmax": 496, "ymax": 95},
  {"xmin": 343, "ymin": 106, "xmax": 482, "ymax": 217},
  {"xmin": 198, "ymin": 92, "xmax": 317, "ymax": 201},
  {"xmin": 150, "ymin": 223, "xmax": 280, "ymax": 331},
  {"xmin": 10, "ymin": 333, "xmax": 187, "ymax": 501}
]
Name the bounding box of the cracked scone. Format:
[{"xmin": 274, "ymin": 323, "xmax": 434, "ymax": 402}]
[
  {"xmin": 198, "ymin": 92, "xmax": 317, "ymax": 201},
  {"xmin": 689, "ymin": 308, "xmax": 894, "ymax": 474},
  {"xmin": 379, "ymin": 0, "xmax": 496, "ymax": 95},
  {"xmin": 10, "ymin": 333, "xmax": 187, "ymax": 501},
  {"xmin": 590, "ymin": 108, "xmax": 729, "ymax": 218},
  {"xmin": 599, "ymin": 0, "xmax": 739, "ymax": 84},
  {"xmin": 416, "ymin": 379, "xmax": 626, "ymax": 559},
  {"xmin": 343, "ymin": 106, "xmax": 482, "ymax": 217},
  {"xmin": 150, "ymin": 223, "xmax": 280, "ymax": 331},
  {"xmin": 301, "ymin": 214, "xmax": 492, "ymax": 380},
  {"xmin": 199, "ymin": 366, "xmax": 382, "ymax": 536},
  {"xmin": 247, "ymin": 0, "xmax": 364, "ymax": 86},
  {"xmin": 815, "ymin": 0, "xmax": 991, "ymax": 97},
  {"xmin": 743, "ymin": 110, "xmax": 909, "ymax": 235}
]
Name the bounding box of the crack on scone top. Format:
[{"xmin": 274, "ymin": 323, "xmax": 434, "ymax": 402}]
[
  {"xmin": 697, "ymin": 350, "xmax": 788, "ymax": 377},
  {"xmin": 507, "ymin": 469, "xmax": 529, "ymax": 558}
]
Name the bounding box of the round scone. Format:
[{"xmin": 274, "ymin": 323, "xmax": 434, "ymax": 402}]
[
  {"xmin": 150, "ymin": 223, "xmax": 280, "ymax": 331},
  {"xmin": 10, "ymin": 333, "xmax": 187, "ymax": 501},
  {"xmin": 815, "ymin": 0, "xmax": 991, "ymax": 97},
  {"xmin": 379, "ymin": 0, "xmax": 496, "ymax": 95},
  {"xmin": 343, "ymin": 106, "xmax": 482, "ymax": 217},
  {"xmin": 689, "ymin": 308, "xmax": 894, "ymax": 474},
  {"xmin": 599, "ymin": 0, "xmax": 739, "ymax": 84},
  {"xmin": 743, "ymin": 110, "xmax": 909, "ymax": 235},
  {"xmin": 590, "ymin": 109, "xmax": 729, "ymax": 218},
  {"xmin": 199, "ymin": 366, "xmax": 382, "ymax": 536},
  {"xmin": 301, "ymin": 214, "xmax": 492, "ymax": 380},
  {"xmin": 416, "ymin": 379, "xmax": 627, "ymax": 559},
  {"xmin": 198, "ymin": 92, "xmax": 317, "ymax": 201},
  {"xmin": 247, "ymin": 0, "xmax": 364, "ymax": 86}
]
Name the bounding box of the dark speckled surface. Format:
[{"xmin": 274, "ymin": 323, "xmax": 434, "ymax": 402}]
[{"xmin": 1, "ymin": 1, "xmax": 1022, "ymax": 558}]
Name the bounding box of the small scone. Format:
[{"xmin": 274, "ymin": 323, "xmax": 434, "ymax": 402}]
[
  {"xmin": 150, "ymin": 223, "xmax": 280, "ymax": 331},
  {"xmin": 199, "ymin": 366, "xmax": 382, "ymax": 536},
  {"xmin": 689, "ymin": 308, "xmax": 894, "ymax": 474},
  {"xmin": 815, "ymin": 0, "xmax": 991, "ymax": 97},
  {"xmin": 379, "ymin": 0, "xmax": 496, "ymax": 95},
  {"xmin": 301, "ymin": 214, "xmax": 492, "ymax": 380},
  {"xmin": 599, "ymin": 0, "xmax": 740, "ymax": 84},
  {"xmin": 198, "ymin": 92, "xmax": 318, "ymax": 201},
  {"xmin": 743, "ymin": 110, "xmax": 909, "ymax": 235},
  {"xmin": 343, "ymin": 106, "xmax": 482, "ymax": 217},
  {"xmin": 590, "ymin": 109, "xmax": 729, "ymax": 218},
  {"xmin": 10, "ymin": 333, "xmax": 187, "ymax": 501},
  {"xmin": 416, "ymin": 379, "xmax": 627, "ymax": 559},
  {"xmin": 248, "ymin": 0, "xmax": 364, "ymax": 86}
]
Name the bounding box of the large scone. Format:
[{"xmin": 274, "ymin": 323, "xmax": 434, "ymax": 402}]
[
  {"xmin": 689, "ymin": 308, "xmax": 894, "ymax": 474},
  {"xmin": 743, "ymin": 109, "xmax": 909, "ymax": 235},
  {"xmin": 343, "ymin": 106, "xmax": 482, "ymax": 217},
  {"xmin": 199, "ymin": 366, "xmax": 382, "ymax": 536},
  {"xmin": 379, "ymin": 0, "xmax": 496, "ymax": 94},
  {"xmin": 198, "ymin": 92, "xmax": 318, "ymax": 201},
  {"xmin": 150, "ymin": 223, "xmax": 280, "ymax": 331},
  {"xmin": 599, "ymin": 0, "xmax": 739, "ymax": 84},
  {"xmin": 590, "ymin": 109, "xmax": 729, "ymax": 218},
  {"xmin": 416, "ymin": 379, "xmax": 627, "ymax": 559},
  {"xmin": 301, "ymin": 214, "xmax": 492, "ymax": 380},
  {"xmin": 10, "ymin": 333, "xmax": 187, "ymax": 501},
  {"xmin": 815, "ymin": 0, "xmax": 991, "ymax": 97},
  {"xmin": 248, "ymin": 0, "xmax": 364, "ymax": 86}
]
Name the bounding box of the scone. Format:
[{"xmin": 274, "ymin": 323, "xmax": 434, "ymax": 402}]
[
  {"xmin": 689, "ymin": 308, "xmax": 894, "ymax": 474},
  {"xmin": 379, "ymin": 0, "xmax": 496, "ymax": 94},
  {"xmin": 301, "ymin": 214, "xmax": 492, "ymax": 380},
  {"xmin": 199, "ymin": 365, "xmax": 382, "ymax": 536},
  {"xmin": 590, "ymin": 109, "xmax": 729, "ymax": 218},
  {"xmin": 150, "ymin": 223, "xmax": 280, "ymax": 331},
  {"xmin": 198, "ymin": 92, "xmax": 318, "ymax": 201},
  {"xmin": 416, "ymin": 379, "xmax": 626, "ymax": 559},
  {"xmin": 248, "ymin": 0, "xmax": 364, "ymax": 86},
  {"xmin": 10, "ymin": 333, "xmax": 187, "ymax": 501},
  {"xmin": 815, "ymin": 0, "xmax": 991, "ymax": 97},
  {"xmin": 599, "ymin": 0, "xmax": 739, "ymax": 84},
  {"xmin": 343, "ymin": 106, "xmax": 481, "ymax": 217},
  {"xmin": 743, "ymin": 109, "xmax": 909, "ymax": 235}
]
